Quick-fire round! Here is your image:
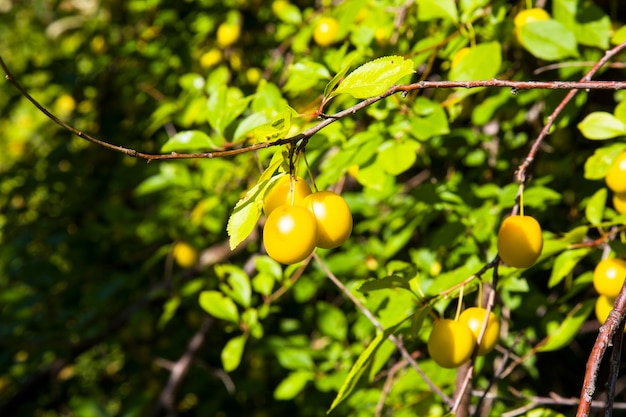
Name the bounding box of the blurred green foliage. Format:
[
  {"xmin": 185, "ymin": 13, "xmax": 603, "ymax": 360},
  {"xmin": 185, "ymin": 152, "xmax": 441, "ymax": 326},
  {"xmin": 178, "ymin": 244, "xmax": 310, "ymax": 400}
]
[{"xmin": 1, "ymin": 0, "xmax": 626, "ymax": 416}]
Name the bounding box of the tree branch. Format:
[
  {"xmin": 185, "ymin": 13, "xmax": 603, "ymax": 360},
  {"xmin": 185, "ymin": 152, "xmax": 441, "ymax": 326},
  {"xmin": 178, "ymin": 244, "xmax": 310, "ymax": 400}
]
[
  {"xmin": 149, "ymin": 317, "xmax": 214, "ymax": 417},
  {"xmin": 576, "ymin": 279, "xmax": 626, "ymax": 417},
  {"xmin": 3, "ymin": 51, "xmax": 626, "ymax": 162}
]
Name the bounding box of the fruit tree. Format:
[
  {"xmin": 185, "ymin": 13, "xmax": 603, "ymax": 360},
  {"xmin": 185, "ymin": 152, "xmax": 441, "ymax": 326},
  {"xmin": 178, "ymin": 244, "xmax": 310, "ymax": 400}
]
[{"xmin": 1, "ymin": 1, "xmax": 626, "ymax": 417}]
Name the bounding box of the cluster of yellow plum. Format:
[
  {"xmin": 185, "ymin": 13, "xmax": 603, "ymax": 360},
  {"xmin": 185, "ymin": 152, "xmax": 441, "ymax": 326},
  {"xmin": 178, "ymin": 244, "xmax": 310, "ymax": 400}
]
[
  {"xmin": 427, "ymin": 307, "xmax": 501, "ymax": 369},
  {"xmin": 262, "ymin": 175, "xmax": 353, "ymax": 264}
]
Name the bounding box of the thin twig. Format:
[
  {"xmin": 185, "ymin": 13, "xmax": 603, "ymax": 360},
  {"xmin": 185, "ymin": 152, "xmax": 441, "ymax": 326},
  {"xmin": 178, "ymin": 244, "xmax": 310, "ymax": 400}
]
[
  {"xmin": 490, "ymin": 391, "xmax": 626, "ymax": 417},
  {"xmin": 515, "ymin": 40, "xmax": 626, "ymax": 186},
  {"xmin": 149, "ymin": 317, "xmax": 214, "ymax": 417},
  {"xmin": 3, "ymin": 53, "xmax": 626, "ymax": 162},
  {"xmin": 312, "ymin": 252, "xmax": 453, "ymax": 408},
  {"xmin": 375, "ymin": 359, "xmax": 408, "ymax": 417}
]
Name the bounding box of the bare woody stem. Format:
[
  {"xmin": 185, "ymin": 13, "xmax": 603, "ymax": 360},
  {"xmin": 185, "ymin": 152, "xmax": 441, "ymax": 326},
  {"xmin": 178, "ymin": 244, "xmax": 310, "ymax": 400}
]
[
  {"xmin": 576, "ymin": 280, "xmax": 626, "ymax": 417},
  {"xmin": 2, "ymin": 46, "xmax": 626, "ymax": 162}
]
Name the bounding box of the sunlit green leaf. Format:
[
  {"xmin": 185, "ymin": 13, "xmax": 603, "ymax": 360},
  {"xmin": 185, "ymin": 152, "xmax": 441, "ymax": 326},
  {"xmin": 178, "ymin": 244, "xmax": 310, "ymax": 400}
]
[
  {"xmin": 274, "ymin": 371, "xmax": 314, "ymax": 400},
  {"xmin": 378, "ymin": 139, "xmax": 420, "ymax": 175},
  {"xmin": 227, "ymin": 153, "xmax": 284, "ymax": 250},
  {"xmin": 585, "ymin": 188, "xmax": 607, "ymax": 225},
  {"xmin": 157, "ymin": 296, "xmax": 180, "ymax": 329},
  {"xmin": 417, "ymin": 0, "xmax": 458, "ymax": 23},
  {"xmin": 547, "ymin": 248, "xmax": 591, "ymax": 288},
  {"xmin": 520, "ymin": 20, "xmax": 578, "ymax": 60},
  {"xmin": 584, "ymin": 143, "xmax": 626, "ymax": 179},
  {"xmin": 317, "ymin": 301, "xmax": 347, "ymax": 341},
  {"xmin": 537, "ymin": 299, "xmax": 594, "ymax": 352},
  {"xmin": 324, "ymin": 58, "xmax": 353, "ymax": 98},
  {"xmin": 199, "ymin": 290, "xmax": 239, "ymax": 323},
  {"xmin": 333, "ymin": 56, "xmax": 414, "ymax": 99},
  {"xmin": 160, "ymin": 130, "xmax": 220, "ymax": 153},
  {"xmin": 578, "ymin": 112, "xmax": 626, "ymax": 140},
  {"xmin": 207, "ymin": 85, "xmax": 253, "ymax": 138},
  {"xmin": 328, "ymin": 318, "xmax": 409, "ymax": 413},
  {"xmin": 222, "ymin": 334, "xmax": 247, "ymax": 372}
]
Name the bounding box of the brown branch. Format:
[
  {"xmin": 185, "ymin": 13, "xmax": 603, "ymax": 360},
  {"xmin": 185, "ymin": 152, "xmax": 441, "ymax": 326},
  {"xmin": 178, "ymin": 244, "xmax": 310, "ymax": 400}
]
[
  {"xmin": 492, "ymin": 392, "xmax": 626, "ymax": 417},
  {"xmin": 3, "ymin": 53, "xmax": 626, "ymax": 163},
  {"xmin": 149, "ymin": 317, "xmax": 214, "ymax": 417},
  {"xmin": 577, "ymin": 279, "xmax": 626, "ymax": 417},
  {"xmin": 374, "ymin": 359, "xmax": 408, "ymax": 417}
]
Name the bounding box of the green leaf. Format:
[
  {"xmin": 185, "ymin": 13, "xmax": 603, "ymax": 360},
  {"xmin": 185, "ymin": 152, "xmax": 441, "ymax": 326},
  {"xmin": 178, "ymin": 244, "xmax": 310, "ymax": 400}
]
[
  {"xmin": 253, "ymin": 107, "xmax": 299, "ymax": 143},
  {"xmin": 227, "ymin": 153, "xmax": 284, "ymax": 250},
  {"xmin": 378, "ymin": 139, "xmax": 420, "ymax": 175},
  {"xmin": 573, "ymin": 3, "xmax": 611, "ymax": 49},
  {"xmin": 547, "ymin": 248, "xmax": 591, "ymax": 288},
  {"xmin": 317, "ymin": 301, "xmax": 348, "ymax": 341},
  {"xmin": 233, "ymin": 112, "xmax": 269, "ymax": 143},
  {"xmin": 157, "ymin": 296, "xmax": 180, "ymax": 329},
  {"xmin": 284, "ymin": 61, "xmax": 331, "ymax": 93},
  {"xmin": 448, "ymin": 42, "xmax": 501, "ymax": 99},
  {"xmin": 417, "ymin": 0, "xmax": 458, "ymax": 24},
  {"xmin": 207, "ymin": 85, "xmax": 253, "ymax": 138},
  {"xmin": 577, "ymin": 112, "xmax": 626, "ymax": 140},
  {"xmin": 324, "ymin": 58, "xmax": 353, "ymax": 98},
  {"xmin": 459, "ymin": 0, "xmax": 490, "ymax": 22},
  {"xmin": 273, "ymin": 2, "xmax": 302, "ymax": 25},
  {"xmin": 227, "ymin": 193, "xmax": 262, "ymax": 251},
  {"xmin": 520, "ymin": 20, "xmax": 578, "ymax": 61},
  {"xmin": 217, "ymin": 264, "xmax": 252, "ymax": 308},
  {"xmin": 554, "ymin": 0, "xmax": 610, "ymax": 50},
  {"xmin": 585, "ymin": 188, "xmax": 608, "ymax": 225},
  {"xmin": 274, "ymin": 370, "xmax": 314, "ymax": 400},
  {"xmin": 160, "ymin": 130, "xmax": 220, "ymax": 153},
  {"xmin": 449, "ymin": 42, "xmax": 501, "ymax": 82},
  {"xmin": 199, "ymin": 290, "xmax": 240, "ymax": 323},
  {"xmin": 327, "ymin": 319, "xmax": 407, "ymax": 413},
  {"xmin": 584, "ymin": 143, "xmax": 626, "ymax": 180},
  {"xmin": 537, "ymin": 299, "xmax": 594, "ymax": 352},
  {"xmin": 333, "ymin": 56, "xmax": 414, "ymax": 99},
  {"xmin": 410, "ymin": 97, "xmax": 450, "ymax": 140},
  {"xmin": 222, "ymin": 334, "xmax": 247, "ymax": 372},
  {"xmin": 275, "ymin": 347, "xmax": 314, "ymax": 371},
  {"xmin": 612, "ymin": 25, "xmax": 626, "ymax": 45}
]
